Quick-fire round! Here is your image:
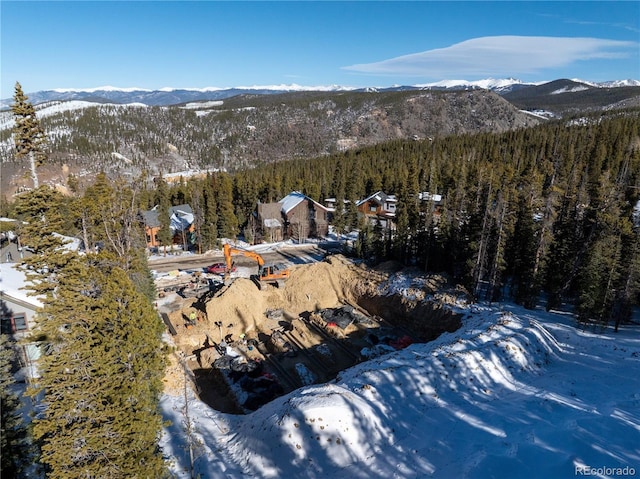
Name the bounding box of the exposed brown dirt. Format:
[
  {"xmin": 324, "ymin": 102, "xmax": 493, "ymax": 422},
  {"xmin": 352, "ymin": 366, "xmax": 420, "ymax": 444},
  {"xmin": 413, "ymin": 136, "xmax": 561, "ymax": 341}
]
[
  {"xmin": 195, "ymin": 255, "xmax": 375, "ymax": 343},
  {"xmin": 161, "ymin": 254, "xmax": 464, "ymax": 412}
]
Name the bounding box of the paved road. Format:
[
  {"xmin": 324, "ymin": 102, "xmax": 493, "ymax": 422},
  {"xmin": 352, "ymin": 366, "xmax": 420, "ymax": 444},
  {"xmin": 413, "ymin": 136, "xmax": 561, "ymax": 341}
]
[{"xmin": 148, "ymin": 242, "xmax": 342, "ymax": 273}]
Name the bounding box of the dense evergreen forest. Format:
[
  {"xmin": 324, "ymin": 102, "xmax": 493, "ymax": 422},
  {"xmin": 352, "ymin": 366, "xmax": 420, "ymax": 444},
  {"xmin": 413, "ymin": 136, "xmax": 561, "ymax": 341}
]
[
  {"xmin": 2, "ymin": 84, "xmax": 167, "ymax": 478},
  {"xmin": 180, "ymin": 109, "xmax": 640, "ymax": 329},
  {"xmin": 4, "ymin": 110, "xmax": 640, "ymax": 329}
]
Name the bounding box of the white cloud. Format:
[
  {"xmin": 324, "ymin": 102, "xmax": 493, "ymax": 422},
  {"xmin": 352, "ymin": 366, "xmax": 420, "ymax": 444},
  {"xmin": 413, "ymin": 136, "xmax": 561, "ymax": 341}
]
[{"xmin": 343, "ymin": 36, "xmax": 637, "ymax": 78}]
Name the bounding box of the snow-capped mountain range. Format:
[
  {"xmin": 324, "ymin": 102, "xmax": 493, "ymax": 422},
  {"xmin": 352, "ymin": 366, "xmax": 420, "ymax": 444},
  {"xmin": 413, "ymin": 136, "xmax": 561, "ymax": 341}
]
[{"xmin": 2, "ymin": 78, "xmax": 638, "ymax": 108}]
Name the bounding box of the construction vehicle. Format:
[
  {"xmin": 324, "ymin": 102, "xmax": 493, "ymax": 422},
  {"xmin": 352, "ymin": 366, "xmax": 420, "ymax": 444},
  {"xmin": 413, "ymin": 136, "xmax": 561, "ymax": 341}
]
[{"xmin": 223, "ymin": 244, "xmax": 290, "ymax": 289}]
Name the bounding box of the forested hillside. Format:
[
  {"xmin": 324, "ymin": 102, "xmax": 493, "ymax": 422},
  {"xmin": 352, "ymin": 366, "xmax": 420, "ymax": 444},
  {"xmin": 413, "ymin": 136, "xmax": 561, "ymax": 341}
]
[
  {"xmin": 234, "ymin": 110, "xmax": 640, "ymax": 324},
  {"xmin": 0, "ymin": 89, "xmax": 540, "ymax": 196},
  {"xmin": 2, "ymin": 86, "xmax": 639, "ymax": 476},
  {"xmin": 503, "ymin": 79, "xmax": 640, "ymax": 114},
  {"xmin": 128, "ymin": 109, "xmax": 638, "ymax": 326},
  {"xmin": 4, "ymin": 108, "xmax": 638, "ymax": 326}
]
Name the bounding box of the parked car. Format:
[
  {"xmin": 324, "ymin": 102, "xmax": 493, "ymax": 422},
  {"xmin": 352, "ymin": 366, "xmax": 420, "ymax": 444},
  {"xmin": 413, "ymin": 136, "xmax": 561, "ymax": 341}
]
[{"xmin": 206, "ymin": 262, "xmax": 236, "ymax": 274}]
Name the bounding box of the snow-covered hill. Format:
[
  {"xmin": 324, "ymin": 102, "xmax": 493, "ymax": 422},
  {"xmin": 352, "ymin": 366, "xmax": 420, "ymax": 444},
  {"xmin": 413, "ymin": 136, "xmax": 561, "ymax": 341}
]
[
  {"xmin": 159, "ymin": 278, "xmax": 640, "ymax": 478},
  {"xmin": 576, "ymin": 79, "xmax": 640, "ymax": 88},
  {"xmin": 0, "ymin": 100, "xmax": 147, "ymax": 131},
  {"xmin": 2, "ymin": 79, "xmax": 637, "ymax": 108}
]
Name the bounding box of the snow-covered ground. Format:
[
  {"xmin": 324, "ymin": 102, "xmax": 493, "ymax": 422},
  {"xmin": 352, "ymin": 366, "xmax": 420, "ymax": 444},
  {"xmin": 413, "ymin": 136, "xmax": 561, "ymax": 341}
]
[
  {"xmin": 159, "ymin": 291, "xmax": 640, "ymax": 478},
  {"xmin": 0, "ymin": 100, "xmax": 148, "ymax": 131}
]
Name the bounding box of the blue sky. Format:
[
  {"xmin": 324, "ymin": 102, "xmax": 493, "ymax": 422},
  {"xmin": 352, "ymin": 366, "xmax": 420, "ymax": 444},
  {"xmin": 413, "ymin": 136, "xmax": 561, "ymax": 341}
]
[{"xmin": 1, "ymin": 1, "xmax": 638, "ymax": 98}]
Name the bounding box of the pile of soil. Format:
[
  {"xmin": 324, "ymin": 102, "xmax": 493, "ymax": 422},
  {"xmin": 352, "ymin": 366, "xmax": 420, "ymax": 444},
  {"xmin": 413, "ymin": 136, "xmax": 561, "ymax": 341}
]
[
  {"xmin": 162, "ymin": 254, "xmax": 465, "ymax": 399},
  {"xmin": 201, "ymin": 255, "xmax": 375, "ymax": 342}
]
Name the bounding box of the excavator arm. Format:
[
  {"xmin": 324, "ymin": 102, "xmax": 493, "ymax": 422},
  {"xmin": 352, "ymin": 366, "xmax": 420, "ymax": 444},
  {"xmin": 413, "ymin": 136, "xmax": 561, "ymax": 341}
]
[
  {"xmin": 224, "ymin": 244, "xmax": 265, "ymax": 271},
  {"xmin": 222, "ymin": 243, "xmax": 289, "ymax": 288}
]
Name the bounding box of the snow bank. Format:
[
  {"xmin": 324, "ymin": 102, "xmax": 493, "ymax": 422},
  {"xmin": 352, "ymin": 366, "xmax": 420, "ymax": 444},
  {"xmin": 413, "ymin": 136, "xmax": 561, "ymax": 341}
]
[{"xmin": 160, "ymin": 303, "xmax": 640, "ymax": 478}]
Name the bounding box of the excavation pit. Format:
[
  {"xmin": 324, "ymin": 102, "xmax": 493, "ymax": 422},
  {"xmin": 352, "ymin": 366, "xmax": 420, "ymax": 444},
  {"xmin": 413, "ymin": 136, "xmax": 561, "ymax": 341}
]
[{"xmin": 160, "ymin": 255, "xmax": 464, "ymax": 413}]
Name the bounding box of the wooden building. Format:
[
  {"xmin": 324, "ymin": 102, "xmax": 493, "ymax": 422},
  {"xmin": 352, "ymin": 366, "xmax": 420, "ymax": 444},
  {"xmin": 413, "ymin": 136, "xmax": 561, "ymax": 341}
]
[
  {"xmin": 257, "ymin": 191, "xmax": 329, "ymax": 243},
  {"xmin": 141, "ymin": 204, "xmax": 195, "ymax": 250},
  {"xmin": 356, "ymin": 191, "xmax": 397, "ymax": 230}
]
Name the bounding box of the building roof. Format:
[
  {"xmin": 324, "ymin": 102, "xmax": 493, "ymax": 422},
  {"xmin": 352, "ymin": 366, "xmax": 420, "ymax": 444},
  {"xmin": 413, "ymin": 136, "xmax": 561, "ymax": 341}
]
[
  {"xmin": 418, "ymin": 192, "xmax": 443, "ymax": 203},
  {"xmin": 0, "ymin": 263, "xmax": 43, "ymax": 309},
  {"xmin": 140, "ymin": 209, "xmax": 160, "ymax": 228},
  {"xmin": 278, "ymin": 191, "xmax": 328, "ymax": 215},
  {"xmin": 169, "ymin": 206, "xmax": 194, "ymax": 232},
  {"xmin": 142, "ymin": 204, "xmax": 194, "ymax": 231},
  {"xmin": 356, "ymin": 191, "xmax": 397, "ymax": 207}
]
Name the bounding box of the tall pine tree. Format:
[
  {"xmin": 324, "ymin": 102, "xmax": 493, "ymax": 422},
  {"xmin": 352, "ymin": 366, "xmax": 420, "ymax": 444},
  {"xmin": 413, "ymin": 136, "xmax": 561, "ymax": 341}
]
[
  {"xmin": 30, "ymin": 254, "xmax": 167, "ymax": 478},
  {"xmin": 11, "ymin": 82, "xmax": 47, "ymax": 189}
]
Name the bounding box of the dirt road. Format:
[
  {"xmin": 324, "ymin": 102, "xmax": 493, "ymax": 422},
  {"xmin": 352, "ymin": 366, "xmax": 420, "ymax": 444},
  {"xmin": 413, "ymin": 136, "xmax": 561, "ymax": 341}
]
[{"xmin": 148, "ymin": 242, "xmax": 338, "ymax": 273}]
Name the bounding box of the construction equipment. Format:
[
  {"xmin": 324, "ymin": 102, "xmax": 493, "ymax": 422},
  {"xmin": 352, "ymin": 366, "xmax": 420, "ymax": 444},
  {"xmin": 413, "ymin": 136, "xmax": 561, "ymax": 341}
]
[{"xmin": 223, "ymin": 244, "xmax": 290, "ymax": 289}]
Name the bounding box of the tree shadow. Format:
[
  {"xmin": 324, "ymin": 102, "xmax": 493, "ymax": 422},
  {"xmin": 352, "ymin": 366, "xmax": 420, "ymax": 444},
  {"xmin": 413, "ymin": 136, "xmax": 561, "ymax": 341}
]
[{"xmin": 163, "ymin": 305, "xmax": 640, "ymax": 478}]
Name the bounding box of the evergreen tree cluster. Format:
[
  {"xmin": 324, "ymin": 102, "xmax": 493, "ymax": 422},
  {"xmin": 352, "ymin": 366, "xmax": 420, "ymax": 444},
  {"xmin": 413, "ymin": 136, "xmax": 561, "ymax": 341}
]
[
  {"xmin": 0, "ymin": 88, "xmax": 540, "ymax": 177},
  {"xmin": 0, "ymin": 333, "xmax": 31, "ymax": 476},
  {"xmin": 4, "ymin": 86, "xmax": 167, "ymax": 474},
  {"xmin": 229, "ymin": 111, "xmax": 640, "ymax": 326},
  {"xmin": 9, "ymin": 108, "xmax": 632, "ymax": 327},
  {"xmin": 8, "ymin": 181, "xmax": 167, "ymax": 478},
  {"xmin": 131, "ymin": 110, "xmax": 640, "ymax": 328},
  {"xmin": 30, "ymin": 255, "xmax": 166, "ymax": 478}
]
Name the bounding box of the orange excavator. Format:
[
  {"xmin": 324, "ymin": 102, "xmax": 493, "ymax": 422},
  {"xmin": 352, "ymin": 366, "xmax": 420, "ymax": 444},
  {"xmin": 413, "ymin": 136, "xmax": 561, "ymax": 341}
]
[{"xmin": 223, "ymin": 244, "xmax": 290, "ymax": 289}]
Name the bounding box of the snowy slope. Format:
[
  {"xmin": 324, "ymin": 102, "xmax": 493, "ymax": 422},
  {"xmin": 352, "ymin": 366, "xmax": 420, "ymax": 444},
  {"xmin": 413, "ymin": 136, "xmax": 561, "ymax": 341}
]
[
  {"xmin": 0, "ymin": 100, "xmax": 147, "ymax": 131},
  {"xmin": 160, "ymin": 300, "xmax": 639, "ymax": 478},
  {"xmin": 3, "ymin": 79, "xmax": 638, "ymax": 108}
]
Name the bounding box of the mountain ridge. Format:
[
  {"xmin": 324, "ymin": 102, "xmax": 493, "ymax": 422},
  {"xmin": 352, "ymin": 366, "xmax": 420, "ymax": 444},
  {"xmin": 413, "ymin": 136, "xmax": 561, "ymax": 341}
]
[
  {"xmin": 1, "ymin": 79, "xmax": 639, "ymax": 198},
  {"xmin": 3, "ymin": 78, "xmax": 639, "ymax": 108}
]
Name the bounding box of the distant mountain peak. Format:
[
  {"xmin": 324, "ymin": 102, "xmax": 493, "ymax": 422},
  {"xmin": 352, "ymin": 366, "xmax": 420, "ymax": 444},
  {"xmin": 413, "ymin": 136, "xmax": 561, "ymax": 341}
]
[
  {"xmin": 51, "ymin": 86, "xmax": 153, "ymax": 93},
  {"xmin": 573, "ymin": 78, "xmax": 640, "ymax": 88},
  {"xmin": 1, "ymin": 78, "xmax": 638, "ymax": 109}
]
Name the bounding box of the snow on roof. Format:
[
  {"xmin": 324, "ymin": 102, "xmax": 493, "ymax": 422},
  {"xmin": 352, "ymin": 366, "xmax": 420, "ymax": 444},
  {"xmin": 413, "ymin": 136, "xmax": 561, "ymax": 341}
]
[
  {"xmin": 357, "ymin": 190, "xmax": 396, "ymax": 207},
  {"xmin": 263, "ymin": 218, "xmax": 282, "ymax": 228},
  {"xmin": 142, "ymin": 204, "xmax": 194, "ymax": 231},
  {"xmin": 278, "ymin": 191, "xmax": 328, "ymax": 215},
  {"xmin": 170, "ymin": 209, "xmax": 194, "ymax": 232},
  {"xmin": 278, "ymin": 191, "xmax": 306, "ymax": 214},
  {"xmin": 0, "ymin": 263, "xmax": 42, "ymax": 308},
  {"xmin": 418, "ymin": 192, "xmax": 443, "ymax": 203}
]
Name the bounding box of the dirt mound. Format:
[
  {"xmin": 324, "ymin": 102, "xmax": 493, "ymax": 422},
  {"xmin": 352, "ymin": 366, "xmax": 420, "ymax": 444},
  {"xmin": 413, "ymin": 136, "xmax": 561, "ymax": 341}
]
[
  {"xmin": 162, "ymin": 253, "xmax": 469, "ymax": 404},
  {"xmin": 202, "ymin": 255, "xmax": 376, "ymax": 341}
]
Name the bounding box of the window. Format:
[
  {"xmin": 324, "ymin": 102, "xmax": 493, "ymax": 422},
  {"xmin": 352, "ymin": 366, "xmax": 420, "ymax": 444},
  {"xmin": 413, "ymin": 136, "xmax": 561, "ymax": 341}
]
[
  {"xmin": 13, "ymin": 314, "xmax": 27, "ymax": 331},
  {"xmin": 1, "ymin": 315, "xmax": 11, "ymax": 334},
  {"xmin": 1, "ymin": 313, "xmax": 28, "ymax": 334}
]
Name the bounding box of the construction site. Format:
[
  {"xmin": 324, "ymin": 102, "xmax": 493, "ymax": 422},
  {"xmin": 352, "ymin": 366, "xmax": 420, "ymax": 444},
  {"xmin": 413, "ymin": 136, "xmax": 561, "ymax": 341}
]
[{"xmin": 156, "ymin": 252, "xmax": 464, "ymax": 414}]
